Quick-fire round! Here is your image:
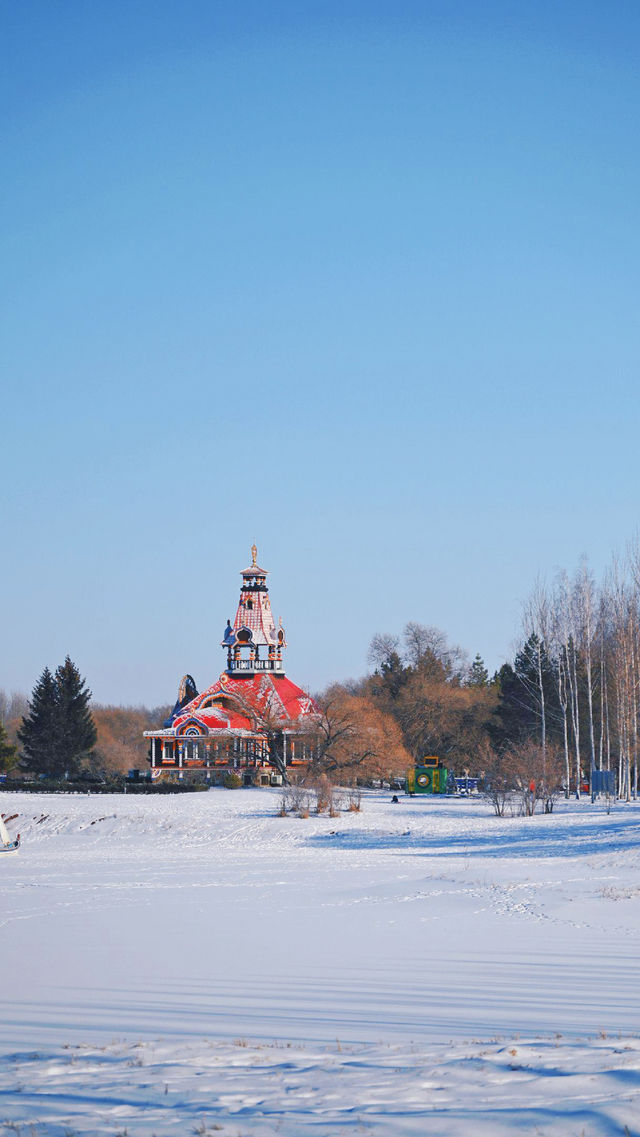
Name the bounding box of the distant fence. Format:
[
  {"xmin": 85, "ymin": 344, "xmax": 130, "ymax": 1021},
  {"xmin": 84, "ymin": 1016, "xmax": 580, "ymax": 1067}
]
[{"xmin": 0, "ymin": 778, "xmax": 207, "ymax": 794}]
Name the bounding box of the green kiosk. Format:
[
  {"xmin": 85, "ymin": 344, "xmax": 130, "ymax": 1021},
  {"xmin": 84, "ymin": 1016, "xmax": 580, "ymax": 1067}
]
[{"xmin": 406, "ymin": 755, "xmax": 450, "ymax": 795}]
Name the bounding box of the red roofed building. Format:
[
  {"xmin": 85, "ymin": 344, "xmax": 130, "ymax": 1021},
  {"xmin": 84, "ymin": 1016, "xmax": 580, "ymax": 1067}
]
[{"xmin": 144, "ymin": 547, "xmax": 320, "ymax": 784}]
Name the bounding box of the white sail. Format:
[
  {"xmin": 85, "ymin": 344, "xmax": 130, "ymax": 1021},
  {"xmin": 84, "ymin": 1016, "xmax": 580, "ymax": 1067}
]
[{"xmin": 0, "ymin": 815, "xmax": 11, "ymax": 846}]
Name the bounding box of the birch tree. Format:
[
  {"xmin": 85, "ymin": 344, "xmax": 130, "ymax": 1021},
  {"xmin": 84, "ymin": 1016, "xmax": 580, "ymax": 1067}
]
[
  {"xmin": 573, "ymin": 558, "xmax": 598, "ymax": 779},
  {"xmin": 522, "ymin": 579, "xmax": 552, "ymax": 761},
  {"xmin": 550, "ymin": 575, "xmax": 572, "ymax": 797}
]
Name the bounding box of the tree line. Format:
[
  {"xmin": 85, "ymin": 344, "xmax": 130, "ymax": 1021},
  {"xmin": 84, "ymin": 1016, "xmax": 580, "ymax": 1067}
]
[
  {"xmin": 4, "ymin": 542, "xmax": 640, "ymax": 796},
  {"xmin": 497, "ymin": 549, "xmax": 640, "ymax": 802},
  {"xmin": 0, "ymin": 663, "xmax": 168, "ymax": 781}
]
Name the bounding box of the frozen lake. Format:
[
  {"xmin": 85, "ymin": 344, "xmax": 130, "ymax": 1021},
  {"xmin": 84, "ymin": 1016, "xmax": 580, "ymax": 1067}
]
[{"xmin": 2, "ymin": 788, "xmax": 640, "ymax": 1134}]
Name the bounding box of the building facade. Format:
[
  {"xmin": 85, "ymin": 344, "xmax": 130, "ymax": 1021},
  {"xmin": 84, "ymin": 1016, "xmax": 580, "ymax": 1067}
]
[{"xmin": 144, "ymin": 547, "xmax": 320, "ymax": 784}]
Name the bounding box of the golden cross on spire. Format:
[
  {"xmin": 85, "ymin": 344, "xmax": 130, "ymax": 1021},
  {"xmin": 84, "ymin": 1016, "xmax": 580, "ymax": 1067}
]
[{"xmin": 251, "ymin": 543, "xmax": 258, "ymax": 567}]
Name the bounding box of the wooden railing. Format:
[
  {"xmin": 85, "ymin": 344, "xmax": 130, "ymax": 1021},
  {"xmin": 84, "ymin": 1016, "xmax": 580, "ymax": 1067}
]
[{"xmin": 228, "ymin": 659, "xmax": 284, "ymax": 673}]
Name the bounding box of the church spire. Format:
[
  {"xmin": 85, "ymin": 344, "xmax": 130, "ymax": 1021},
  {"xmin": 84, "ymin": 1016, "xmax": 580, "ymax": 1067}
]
[{"xmin": 221, "ymin": 547, "xmax": 286, "ymax": 675}]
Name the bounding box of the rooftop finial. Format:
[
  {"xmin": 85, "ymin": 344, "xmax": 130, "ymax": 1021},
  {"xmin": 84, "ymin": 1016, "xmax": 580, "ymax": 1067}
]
[{"xmin": 251, "ymin": 543, "xmax": 258, "ymax": 567}]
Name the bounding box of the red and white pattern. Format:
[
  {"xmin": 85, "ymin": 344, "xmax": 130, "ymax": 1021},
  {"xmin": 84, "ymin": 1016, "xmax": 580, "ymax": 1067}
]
[
  {"xmin": 173, "ymin": 672, "xmax": 319, "ymax": 736},
  {"xmin": 233, "ymin": 588, "xmax": 278, "ymax": 646}
]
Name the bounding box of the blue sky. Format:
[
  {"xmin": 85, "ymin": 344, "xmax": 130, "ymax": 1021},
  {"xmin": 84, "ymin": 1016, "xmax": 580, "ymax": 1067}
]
[{"xmin": 2, "ymin": 1, "xmax": 639, "ymax": 704}]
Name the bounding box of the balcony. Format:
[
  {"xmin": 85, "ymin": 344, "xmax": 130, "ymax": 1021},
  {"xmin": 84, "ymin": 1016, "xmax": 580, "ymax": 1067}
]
[{"xmin": 227, "ymin": 658, "xmax": 284, "ymax": 674}]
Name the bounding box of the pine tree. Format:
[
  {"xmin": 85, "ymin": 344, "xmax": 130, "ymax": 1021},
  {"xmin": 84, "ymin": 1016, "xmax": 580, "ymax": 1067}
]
[
  {"xmin": 18, "ymin": 667, "xmax": 60, "ymax": 776},
  {"xmin": 54, "ymin": 656, "xmax": 97, "ymax": 777},
  {"xmin": 0, "ymin": 720, "xmax": 17, "ymax": 773},
  {"xmin": 467, "ymin": 654, "xmax": 489, "ymax": 687},
  {"xmin": 18, "ymin": 659, "xmax": 97, "ymax": 779},
  {"xmin": 492, "ymin": 635, "xmax": 561, "ymax": 750}
]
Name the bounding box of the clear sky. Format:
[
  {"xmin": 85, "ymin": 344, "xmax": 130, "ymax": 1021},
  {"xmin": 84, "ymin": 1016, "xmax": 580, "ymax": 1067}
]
[{"xmin": 2, "ymin": 1, "xmax": 639, "ymax": 705}]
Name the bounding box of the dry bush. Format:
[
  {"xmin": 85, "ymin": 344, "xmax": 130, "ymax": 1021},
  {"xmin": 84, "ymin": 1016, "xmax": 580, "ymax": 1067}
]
[
  {"xmin": 327, "ymin": 786, "xmax": 346, "ymax": 816},
  {"xmin": 509, "ymin": 741, "xmax": 564, "ymax": 815},
  {"xmin": 478, "ymin": 743, "xmax": 513, "ymax": 817},
  {"xmin": 277, "ymin": 772, "xmax": 340, "ymax": 817},
  {"xmin": 310, "ymin": 773, "xmax": 334, "ymax": 813},
  {"xmin": 480, "ymin": 740, "xmax": 564, "ymax": 817},
  {"xmin": 280, "ymin": 776, "xmax": 312, "ymax": 817}
]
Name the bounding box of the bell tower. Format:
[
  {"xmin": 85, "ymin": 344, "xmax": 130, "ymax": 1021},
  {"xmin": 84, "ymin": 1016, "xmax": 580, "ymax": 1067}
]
[{"xmin": 221, "ymin": 545, "xmax": 287, "ymax": 675}]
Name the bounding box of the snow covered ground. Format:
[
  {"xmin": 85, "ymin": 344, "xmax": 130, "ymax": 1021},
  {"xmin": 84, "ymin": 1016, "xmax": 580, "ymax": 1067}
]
[{"xmin": 1, "ymin": 789, "xmax": 640, "ymax": 1134}]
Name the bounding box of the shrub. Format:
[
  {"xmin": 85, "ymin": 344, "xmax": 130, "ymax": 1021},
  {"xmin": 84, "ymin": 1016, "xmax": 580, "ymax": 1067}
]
[
  {"xmin": 347, "ymin": 789, "xmax": 362, "ymax": 812},
  {"xmin": 280, "ymin": 777, "xmax": 310, "ymax": 815},
  {"xmin": 223, "ymin": 772, "xmax": 242, "ymax": 789},
  {"xmin": 313, "ymin": 774, "xmax": 333, "ymax": 813}
]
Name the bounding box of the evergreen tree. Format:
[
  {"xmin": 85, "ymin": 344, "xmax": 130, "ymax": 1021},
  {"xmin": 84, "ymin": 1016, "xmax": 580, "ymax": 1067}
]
[
  {"xmin": 18, "ymin": 659, "xmax": 96, "ymax": 779},
  {"xmin": 378, "ymin": 650, "xmax": 408, "ymax": 699},
  {"xmin": 54, "ymin": 656, "xmax": 97, "ymax": 777},
  {"xmin": 467, "ymin": 654, "xmax": 490, "ymax": 687},
  {"xmin": 18, "ymin": 667, "xmax": 60, "ymax": 776},
  {"xmin": 0, "ymin": 720, "xmax": 17, "ymax": 773},
  {"xmin": 492, "ymin": 635, "xmax": 561, "ymax": 750}
]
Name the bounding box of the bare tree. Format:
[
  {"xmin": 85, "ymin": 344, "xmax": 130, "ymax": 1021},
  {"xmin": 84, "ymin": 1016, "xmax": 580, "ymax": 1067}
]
[
  {"xmin": 608, "ymin": 560, "xmax": 633, "ymax": 802},
  {"xmin": 478, "ymin": 743, "xmax": 512, "ymax": 817},
  {"xmin": 550, "ymin": 577, "xmax": 571, "ymax": 798},
  {"xmin": 520, "ymin": 543, "xmax": 640, "ymax": 804},
  {"xmin": 523, "ymin": 578, "xmax": 552, "ymax": 760},
  {"xmin": 510, "ymin": 740, "xmax": 564, "ymax": 815},
  {"xmin": 480, "ymin": 740, "xmax": 563, "ymax": 817},
  {"xmin": 311, "ymin": 685, "xmax": 410, "ymax": 784},
  {"xmin": 597, "ymin": 592, "xmax": 612, "ymax": 773},
  {"xmin": 403, "ymin": 623, "xmax": 447, "ymax": 668},
  {"xmin": 403, "ymin": 622, "xmax": 468, "ymax": 679},
  {"xmin": 367, "ymin": 633, "xmax": 401, "ymax": 670},
  {"xmin": 558, "ymin": 570, "xmax": 583, "ymax": 799},
  {"xmin": 573, "ymin": 557, "xmax": 598, "ymax": 781}
]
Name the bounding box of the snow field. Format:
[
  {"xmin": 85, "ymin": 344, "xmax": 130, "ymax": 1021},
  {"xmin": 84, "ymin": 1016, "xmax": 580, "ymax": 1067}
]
[
  {"xmin": 1, "ymin": 789, "xmax": 640, "ymax": 1134},
  {"xmin": 3, "ymin": 1034, "xmax": 640, "ymax": 1136}
]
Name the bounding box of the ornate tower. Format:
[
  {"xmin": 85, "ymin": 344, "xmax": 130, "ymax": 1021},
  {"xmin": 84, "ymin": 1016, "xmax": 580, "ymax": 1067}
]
[{"xmin": 221, "ymin": 545, "xmax": 287, "ymax": 675}]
